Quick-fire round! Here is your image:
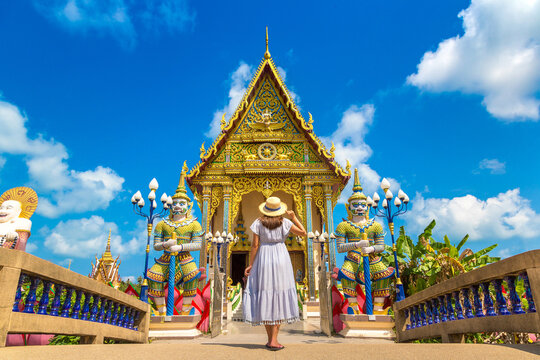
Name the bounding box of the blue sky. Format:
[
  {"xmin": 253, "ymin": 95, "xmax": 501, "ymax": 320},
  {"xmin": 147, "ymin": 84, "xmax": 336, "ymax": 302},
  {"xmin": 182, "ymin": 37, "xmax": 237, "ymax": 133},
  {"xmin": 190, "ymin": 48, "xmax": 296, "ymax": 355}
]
[{"xmin": 1, "ymin": 0, "xmax": 539, "ymax": 281}]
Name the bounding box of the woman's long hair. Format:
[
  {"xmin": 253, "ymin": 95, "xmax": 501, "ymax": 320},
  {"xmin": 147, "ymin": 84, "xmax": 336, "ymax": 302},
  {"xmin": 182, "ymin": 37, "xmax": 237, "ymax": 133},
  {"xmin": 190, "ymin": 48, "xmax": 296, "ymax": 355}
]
[{"xmin": 259, "ymin": 215, "xmax": 283, "ymax": 230}]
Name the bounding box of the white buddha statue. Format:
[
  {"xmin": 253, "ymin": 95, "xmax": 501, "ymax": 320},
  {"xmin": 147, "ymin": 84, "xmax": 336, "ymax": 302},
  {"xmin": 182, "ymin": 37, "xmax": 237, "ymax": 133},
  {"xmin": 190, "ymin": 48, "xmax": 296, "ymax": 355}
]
[{"xmin": 0, "ymin": 187, "xmax": 38, "ymax": 251}]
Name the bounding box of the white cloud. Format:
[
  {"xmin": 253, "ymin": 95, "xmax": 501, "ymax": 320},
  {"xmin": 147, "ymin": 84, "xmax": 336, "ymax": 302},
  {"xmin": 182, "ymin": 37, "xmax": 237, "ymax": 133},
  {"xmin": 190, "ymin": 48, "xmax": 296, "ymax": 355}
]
[
  {"xmin": 277, "ymin": 66, "xmax": 301, "ymax": 107},
  {"xmin": 321, "ymin": 104, "xmax": 400, "ymax": 202},
  {"xmin": 43, "ymin": 215, "xmax": 144, "ymax": 258},
  {"xmin": 478, "ymin": 158, "xmax": 506, "ymax": 174},
  {"xmin": 407, "ymin": 0, "xmax": 540, "ymax": 121},
  {"xmin": 34, "ymin": 0, "xmax": 194, "ymax": 48},
  {"xmin": 206, "ymin": 62, "xmax": 254, "ymax": 139},
  {"xmin": 403, "ymin": 189, "xmax": 540, "ymax": 241},
  {"xmin": 0, "ymin": 99, "xmax": 124, "ymax": 218},
  {"xmin": 0, "ymin": 156, "xmax": 6, "ymax": 170}
]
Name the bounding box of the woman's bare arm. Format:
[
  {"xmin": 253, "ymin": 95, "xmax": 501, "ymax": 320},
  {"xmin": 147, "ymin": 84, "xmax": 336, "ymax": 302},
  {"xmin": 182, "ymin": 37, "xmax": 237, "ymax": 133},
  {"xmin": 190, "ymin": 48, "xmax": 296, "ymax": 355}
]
[
  {"xmin": 286, "ymin": 210, "xmax": 307, "ymax": 237},
  {"xmin": 245, "ymin": 233, "xmax": 260, "ymax": 276}
]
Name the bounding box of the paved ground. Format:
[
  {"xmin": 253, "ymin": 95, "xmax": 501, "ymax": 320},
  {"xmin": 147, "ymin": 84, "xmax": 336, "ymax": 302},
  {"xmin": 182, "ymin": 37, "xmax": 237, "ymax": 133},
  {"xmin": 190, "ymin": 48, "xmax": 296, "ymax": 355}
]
[{"xmin": 1, "ymin": 320, "xmax": 539, "ymax": 360}]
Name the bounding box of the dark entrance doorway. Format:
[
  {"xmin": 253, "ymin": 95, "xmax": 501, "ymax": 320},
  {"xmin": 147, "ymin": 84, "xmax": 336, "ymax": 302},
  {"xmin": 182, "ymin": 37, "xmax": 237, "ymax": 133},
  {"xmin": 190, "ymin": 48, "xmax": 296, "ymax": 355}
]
[{"xmin": 231, "ymin": 252, "xmax": 248, "ymax": 288}]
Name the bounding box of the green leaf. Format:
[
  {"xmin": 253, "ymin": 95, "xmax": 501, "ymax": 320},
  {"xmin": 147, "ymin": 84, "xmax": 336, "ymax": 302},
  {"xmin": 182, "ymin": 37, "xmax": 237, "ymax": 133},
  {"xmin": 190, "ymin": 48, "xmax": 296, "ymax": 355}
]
[
  {"xmin": 456, "ymin": 235, "xmax": 469, "ymax": 251},
  {"xmin": 473, "ymin": 244, "xmax": 498, "ymax": 258}
]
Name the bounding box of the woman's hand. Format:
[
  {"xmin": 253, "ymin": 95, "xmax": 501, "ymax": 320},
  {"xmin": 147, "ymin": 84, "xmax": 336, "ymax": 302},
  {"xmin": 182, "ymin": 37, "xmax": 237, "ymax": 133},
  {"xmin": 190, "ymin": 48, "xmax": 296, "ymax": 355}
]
[
  {"xmin": 285, "ymin": 210, "xmax": 296, "ymax": 219},
  {"xmin": 244, "ymin": 265, "xmax": 253, "ymax": 277}
]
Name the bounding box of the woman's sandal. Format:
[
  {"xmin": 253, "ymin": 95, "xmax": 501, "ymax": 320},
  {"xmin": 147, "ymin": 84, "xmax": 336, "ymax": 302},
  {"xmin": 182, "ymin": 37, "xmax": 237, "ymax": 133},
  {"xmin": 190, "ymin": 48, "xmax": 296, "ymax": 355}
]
[{"xmin": 267, "ymin": 345, "xmax": 284, "ymax": 351}]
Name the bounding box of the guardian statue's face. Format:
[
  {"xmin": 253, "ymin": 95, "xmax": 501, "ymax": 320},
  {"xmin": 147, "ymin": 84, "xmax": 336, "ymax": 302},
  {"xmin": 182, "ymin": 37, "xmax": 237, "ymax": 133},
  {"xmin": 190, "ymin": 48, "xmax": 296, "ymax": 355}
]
[
  {"xmin": 171, "ymin": 199, "xmax": 189, "ymax": 216},
  {"xmin": 0, "ymin": 200, "xmax": 22, "ymax": 223},
  {"xmin": 349, "ymin": 199, "xmax": 367, "ymax": 216}
]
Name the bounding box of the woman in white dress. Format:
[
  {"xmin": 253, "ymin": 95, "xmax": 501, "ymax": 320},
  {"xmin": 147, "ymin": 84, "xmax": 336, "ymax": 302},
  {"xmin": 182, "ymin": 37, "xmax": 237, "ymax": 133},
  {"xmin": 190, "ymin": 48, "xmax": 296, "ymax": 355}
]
[{"xmin": 243, "ymin": 196, "xmax": 307, "ymax": 350}]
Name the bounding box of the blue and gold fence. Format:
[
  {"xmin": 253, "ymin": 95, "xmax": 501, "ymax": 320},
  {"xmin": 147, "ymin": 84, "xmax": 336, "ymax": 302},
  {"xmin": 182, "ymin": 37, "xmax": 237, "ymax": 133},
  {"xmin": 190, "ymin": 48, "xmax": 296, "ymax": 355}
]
[
  {"xmin": 394, "ymin": 249, "xmax": 540, "ymax": 343},
  {"xmin": 0, "ymin": 248, "xmax": 149, "ymax": 346}
]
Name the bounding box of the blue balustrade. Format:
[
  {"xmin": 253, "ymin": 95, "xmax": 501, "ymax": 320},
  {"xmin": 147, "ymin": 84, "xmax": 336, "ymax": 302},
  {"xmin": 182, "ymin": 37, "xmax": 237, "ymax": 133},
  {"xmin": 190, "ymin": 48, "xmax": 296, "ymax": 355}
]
[
  {"xmin": 129, "ymin": 309, "xmax": 136, "ymax": 329},
  {"xmin": 492, "ymin": 279, "xmax": 510, "ymax": 315},
  {"xmin": 38, "ymin": 281, "xmax": 52, "ymax": 315},
  {"xmin": 506, "ymin": 276, "xmax": 525, "ymax": 314},
  {"xmin": 50, "ymin": 284, "xmax": 64, "ymax": 316},
  {"xmin": 445, "ymin": 294, "xmax": 455, "ymax": 321},
  {"xmin": 104, "ymin": 300, "xmax": 112, "ymax": 324},
  {"xmin": 480, "ymin": 282, "xmax": 496, "ymax": 316},
  {"xmin": 425, "ymin": 301, "xmax": 433, "ymax": 325},
  {"xmin": 471, "ymin": 285, "xmax": 484, "ymax": 317},
  {"xmin": 118, "ymin": 305, "xmax": 126, "ymax": 327},
  {"xmin": 90, "ymin": 296, "xmax": 100, "ymax": 322},
  {"xmin": 405, "ymin": 309, "xmax": 410, "ymax": 330},
  {"xmin": 123, "ymin": 308, "xmax": 132, "ymax": 328},
  {"xmin": 81, "ymin": 292, "xmax": 91, "ymax": 320},
  {"xmin": 461, "ymin": 288, "xmax": 474, "ymax": 318},
  {"xmin": 431, "ymin": 298, "xmax": 439, "ymax": 323},
  {"xmin": 23, "ymin": 277, "xmax": 40, "ymax": 314},
  {"xmin": 60, "ymin": 288, "xmax": 74, "ymax": 317},
  {"xmin": 71, "ymin": 290, "xmax": 83, "ymax": 319},
  {"xmin": 13, "ymin": 274, "xmax": 25, "ymax": 312},
  {"xmin": 453, "ymin": 291, "xmax": 464, "ymax": 320},
  {"xmin": 438, "ymin": 296, "xmax": 447, "ymax": 322},
  {"xmin": 111, "ymin": 303, "xmax": 119, "ymax": 325},
  {"xmin": 131, "ymin": 310, "xmax": 139, "ymax": 330},
  {"xmin": 97, "ymin": 298, "xmax": 106, "ymax": 323},
  {"xmin": 419, "ymin": 303, "xmax": 427, "ymax": 326},
  {"xmin": 521, "ymin": 272, "xmax": 536, "ymax": 313}
]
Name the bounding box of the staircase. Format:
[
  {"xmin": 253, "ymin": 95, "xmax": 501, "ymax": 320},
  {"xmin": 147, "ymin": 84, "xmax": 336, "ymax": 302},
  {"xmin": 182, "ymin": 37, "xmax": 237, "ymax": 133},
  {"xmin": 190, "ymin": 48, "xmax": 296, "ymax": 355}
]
[{"xmin": 231, "ymin": 292, "xmax": 244, "ymax": 321}]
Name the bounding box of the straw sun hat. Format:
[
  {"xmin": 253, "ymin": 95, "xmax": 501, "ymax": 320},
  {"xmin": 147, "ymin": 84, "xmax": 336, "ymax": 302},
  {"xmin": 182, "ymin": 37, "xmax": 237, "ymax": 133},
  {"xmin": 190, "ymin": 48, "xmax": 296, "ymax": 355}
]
[{"xmin": 259, "ymin": 196, "xmax": 288, "ymax": 217}]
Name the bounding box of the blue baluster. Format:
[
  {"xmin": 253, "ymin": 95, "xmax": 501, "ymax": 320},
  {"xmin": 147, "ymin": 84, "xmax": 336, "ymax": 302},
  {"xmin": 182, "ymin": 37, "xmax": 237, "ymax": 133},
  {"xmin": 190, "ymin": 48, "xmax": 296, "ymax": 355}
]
[
  {"xmin": 60, "ymin": 287, "xmax": 74, "ymax": 317},
  {"xmin": 410, "ymin": 307, "xmax": 416, "ymax": 328},
  {"xmin": 80, "ymin": 293, "xmax": 91, "ymax": 320},
  {"xmin": 132, "ymin": 310, "xmax": 139, "ymax": 330},
  {"xmin": 415, "ymin": 305, "xmax": 422, "ymax": 327},
  {"xmin": 23, "ymin": 277, "xmax": 40, "ymax": 314},
  {"xmin": 419, "ymin": 303, "xmax": 427, "ymax": 326},
  {"xmin": 37, "ymin": 281, "xmax": 52, "ymax": 315},
  {"xmin": 97, "ymin": 298, "xmax": 107, "ymax": 323},
  {"xmin": 471, "ymin": 285, "xmax": 484, "ymax": 317},
  {"xmin": 111, "ymin": 303, "xmax": 119, "ymax": 325},
  {"xmin": 425, "ymin": 301, "xmax": 433, "ymax": 325},
  {"xmin": 506, "ymin": 276, "xmax": 525, "ymax": 314},
  {"xmin": 521, "ymin": 272, "xmax": 536, "ymax": 313},
  {"xmin": 50, "ymin": 284, "xmax": 64, "ymax": 316},
  {"xmin": 453, "ymin": 291, "xmax": 464, "ymax": 320},
  {"xmin": 480, "ymin": 282, "xmax": 496, "ymax": 316},
  {"xmin": 461, "ymin": 288, "xmax": 474, "ymax": 318},
  {"xmin": 12, "ymin": 274, "xmax": 26, "ymax": 312},
  {"xmin": 438, "ymin": 296, "xmax": 447, "ymax": 322},
  {"xmin": 445, "ymin": 294, "xmax": 455, "ymax": 321},
  {"xmin": 431, "ymin": 298, "xmax": 439, "ymax": 323},
  {"xmin": 117, "ymin": 305, "xmax": 126, "ymax": 327},
  {"xmin": 492, "ymin": 279, "xmax": 510, "ymax": 315},
  {"xmin": 105, "ymin": 300, "xmax": 113, "ymax": 324},
  {"xmin": 129, "ymin": 309, "xmax": 136, "ymax": 329},
  {"xmin": 123, "ymin": 308, "xmax": 132, "ymax": 328},
  {"xmin": 71, "ymin": 290, "xmax": 83, "ymax": 319},
  {"xmin": 405, "ymin": 308, "xmax": 410, "ymax": 330},
  {"xmin": 90, "ymin": 296, "xmax": 100, "ymax": 322}
]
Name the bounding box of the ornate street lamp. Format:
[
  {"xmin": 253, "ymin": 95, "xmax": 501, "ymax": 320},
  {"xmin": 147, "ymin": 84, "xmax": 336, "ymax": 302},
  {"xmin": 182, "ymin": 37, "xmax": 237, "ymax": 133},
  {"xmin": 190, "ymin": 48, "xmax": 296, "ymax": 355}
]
[
  {"xmin": 131, "ymin": 178, "xmax": 172, "ymax": 302},
  {"xmin": 368, "ymin": 178, "xmax": 410, "ymax": 302}
]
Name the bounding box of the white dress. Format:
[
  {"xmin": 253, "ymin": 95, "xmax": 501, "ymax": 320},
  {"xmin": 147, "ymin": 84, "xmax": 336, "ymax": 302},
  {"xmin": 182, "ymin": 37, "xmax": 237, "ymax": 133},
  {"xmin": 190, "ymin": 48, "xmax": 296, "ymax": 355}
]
[{"xmin": 243, "ymin": 218, "xmax": 300, "ymax": 325}]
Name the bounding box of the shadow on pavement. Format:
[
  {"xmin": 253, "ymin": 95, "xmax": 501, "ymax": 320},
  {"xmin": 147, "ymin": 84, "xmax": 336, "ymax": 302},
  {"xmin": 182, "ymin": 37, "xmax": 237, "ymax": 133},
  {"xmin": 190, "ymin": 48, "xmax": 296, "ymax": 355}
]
[{"xmin": 202, "ymin": 343, "xmax": 266, "ymax": 350}]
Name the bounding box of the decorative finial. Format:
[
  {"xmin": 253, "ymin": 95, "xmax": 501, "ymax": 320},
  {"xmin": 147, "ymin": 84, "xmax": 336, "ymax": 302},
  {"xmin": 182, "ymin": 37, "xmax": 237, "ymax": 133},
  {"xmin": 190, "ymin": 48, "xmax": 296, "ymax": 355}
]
[
  {"xmin": 346, "ymin": 160, "xmax": 351, "ymax": 175},
  {"xmin": 173, "ymin": 161, "xmax": 191, "ymax": 201},
  {"xmin": 102, "ymin": 229, "xmax": 113, "ymax": 261},
  {"xmin": 220, "ymin": 113, "xmax": 226, "ymax": 129},
  {"xmin": 330, "ymin": 142, "xmax": 335, "ymax": 157},
  {"xmin": 353, "ymin": 168, "xmax": 363, "ymax": 192},
  {"xmin": 200, "ymin": 142, "xmax": 206, "ymax": 158},
  {"xmin": 264, "ymin": 27, "xmax": 271, "ymax": 59}
]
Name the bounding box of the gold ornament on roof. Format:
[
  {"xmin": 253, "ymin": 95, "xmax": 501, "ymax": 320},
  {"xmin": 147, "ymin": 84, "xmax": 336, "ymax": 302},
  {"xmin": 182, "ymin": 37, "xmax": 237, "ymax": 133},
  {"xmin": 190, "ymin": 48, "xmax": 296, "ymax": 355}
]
[
  {"xmin": 330, "ymin": 142, "xmax": 336, "ymax": 158},
  {"xmin": 200, "ymin": 142, "xmax": 206, "ymax": 158},
  {"xmin": 264, "ymin": 27, "xmax": 271, "ymax": 59},
  {"xmin": 0, "ymin": 187, "xmax": 38, "ymax": 219},
  {"xmin": 220, "ymin": 113, "xmax": 227, "ymax": 130}
]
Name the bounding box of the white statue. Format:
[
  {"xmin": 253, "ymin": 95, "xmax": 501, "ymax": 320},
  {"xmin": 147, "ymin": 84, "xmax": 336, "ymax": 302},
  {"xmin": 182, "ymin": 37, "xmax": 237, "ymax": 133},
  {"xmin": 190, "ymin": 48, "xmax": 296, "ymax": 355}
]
[{"xmin": 0, "ymin": 187, "xmax": 38, "ymax": 251}]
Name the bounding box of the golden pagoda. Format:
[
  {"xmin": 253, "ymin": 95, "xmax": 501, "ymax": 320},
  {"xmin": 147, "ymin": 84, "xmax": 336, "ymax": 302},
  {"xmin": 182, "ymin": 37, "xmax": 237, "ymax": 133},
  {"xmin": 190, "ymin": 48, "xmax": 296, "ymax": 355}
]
[
  {"xmin": 187, "ymin": 29, "xmax": 350, "ymax": 299},
  {"xmin": 89, "ymin": 230, "xmax": 121, "ymax": 289}
]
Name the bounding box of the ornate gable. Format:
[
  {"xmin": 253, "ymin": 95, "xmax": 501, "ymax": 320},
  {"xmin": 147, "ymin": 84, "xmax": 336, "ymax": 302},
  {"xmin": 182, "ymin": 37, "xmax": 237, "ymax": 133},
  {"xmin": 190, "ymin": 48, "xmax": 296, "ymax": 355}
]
[{"xmin": 187, "ymin": 41, "xmax": 350, "ymax": 186}]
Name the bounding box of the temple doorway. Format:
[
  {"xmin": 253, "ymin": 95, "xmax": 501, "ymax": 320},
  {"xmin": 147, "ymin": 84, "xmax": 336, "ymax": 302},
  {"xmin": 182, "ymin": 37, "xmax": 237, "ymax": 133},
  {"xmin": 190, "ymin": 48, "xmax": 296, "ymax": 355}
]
[{"xmin": 230, "ymin": 252, "xmax": 248, "ymax": 288}]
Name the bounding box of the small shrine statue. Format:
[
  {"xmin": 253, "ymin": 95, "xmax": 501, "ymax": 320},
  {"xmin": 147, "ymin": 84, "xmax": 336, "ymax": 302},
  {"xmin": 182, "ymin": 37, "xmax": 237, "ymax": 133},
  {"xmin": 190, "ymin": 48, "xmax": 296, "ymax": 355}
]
[
  {"xmin": 147, "ymin": 162, "xmax": 204, "ymax": 315},
  {"xmin": 335, "ymin": 169, "xmax": 394, "ymax": 314},
  {"xmin": 0, "ymin": 187, "xmax": 38, "ymax": 251}
]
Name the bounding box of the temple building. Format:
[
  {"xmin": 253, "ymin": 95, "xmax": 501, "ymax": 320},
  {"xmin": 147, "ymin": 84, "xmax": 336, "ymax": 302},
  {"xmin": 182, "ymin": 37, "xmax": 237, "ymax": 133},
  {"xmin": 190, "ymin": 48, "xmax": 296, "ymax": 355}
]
[
  {"xmin": 187, "ymin": 33, "xmax": 350, "ymax": 299},
  {"xmin": 89, "ymin": 230, "xmax": 121, "ymax": 289}
]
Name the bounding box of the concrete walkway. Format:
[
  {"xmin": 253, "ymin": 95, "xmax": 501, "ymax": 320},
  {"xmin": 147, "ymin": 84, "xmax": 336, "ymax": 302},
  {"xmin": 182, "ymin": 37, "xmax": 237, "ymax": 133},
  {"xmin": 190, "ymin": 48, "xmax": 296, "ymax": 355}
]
[{"xmin": 1, "ymin": 320, "xmax": 539, "ymax": 360}]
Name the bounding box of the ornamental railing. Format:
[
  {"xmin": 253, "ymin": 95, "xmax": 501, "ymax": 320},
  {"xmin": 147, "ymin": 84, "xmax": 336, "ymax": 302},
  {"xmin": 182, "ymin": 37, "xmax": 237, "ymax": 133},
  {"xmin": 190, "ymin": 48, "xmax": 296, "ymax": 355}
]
[
  {"xmin": 0, "ymin": 248, "xmax": 149, "ymax": 346},
  {"xmin": 394, "ymin": 249, "xmax": 540, "ymax": 343}
]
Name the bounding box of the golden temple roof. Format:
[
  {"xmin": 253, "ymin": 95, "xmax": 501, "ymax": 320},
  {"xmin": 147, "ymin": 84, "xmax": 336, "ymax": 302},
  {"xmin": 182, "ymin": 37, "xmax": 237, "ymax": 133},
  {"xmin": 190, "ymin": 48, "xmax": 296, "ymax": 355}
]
[{"xmin": 187, "ymin": 31, "xmax": 351, "ymax": 185}]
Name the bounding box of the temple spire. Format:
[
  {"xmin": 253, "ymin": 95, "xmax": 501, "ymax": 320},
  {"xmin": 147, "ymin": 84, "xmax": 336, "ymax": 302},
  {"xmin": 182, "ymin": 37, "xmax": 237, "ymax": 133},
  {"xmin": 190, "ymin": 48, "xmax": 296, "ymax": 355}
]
[
  {"xmin": 264, "ymin": 27, "xmax": 271, "ymax": 59},
  {"xmin": 103, "ymin": 229, "xmax": 113, "ymax": 261}
]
